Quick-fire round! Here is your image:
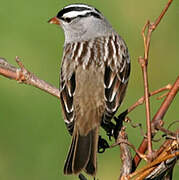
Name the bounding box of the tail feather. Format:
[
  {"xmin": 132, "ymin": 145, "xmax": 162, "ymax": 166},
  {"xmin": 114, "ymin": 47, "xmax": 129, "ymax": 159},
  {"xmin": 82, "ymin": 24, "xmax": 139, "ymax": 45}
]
[
  {"xmin": 84, "ymin": 128, "xmax": 98, "ymax": 175},
  {"xmin": 63, "ymin": 134, "xmax": 77, "ymax": 174},
  {"xmin": 73, "ymin": 132, "xmax": 91, "ymax": 174},
  {"xmin": 64, "ymin": 128, "xmax": 98, "ymax": 176}
]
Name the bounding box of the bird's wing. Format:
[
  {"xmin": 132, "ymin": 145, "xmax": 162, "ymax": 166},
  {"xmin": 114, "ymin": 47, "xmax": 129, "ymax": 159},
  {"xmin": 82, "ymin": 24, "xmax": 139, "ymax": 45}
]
[
  {"xmin": 103, "ymin": 34, "xmax": 130, "ymax": 123},
  {"xmin": 60, "ymin": 44, "xmax": 76, "ymax": 135}
]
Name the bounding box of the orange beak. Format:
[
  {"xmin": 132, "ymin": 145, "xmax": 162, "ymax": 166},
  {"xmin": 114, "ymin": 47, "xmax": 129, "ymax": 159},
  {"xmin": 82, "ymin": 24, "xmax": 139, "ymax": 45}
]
[{"xmin": 48, "ymin": 16, "xmax": 60, "ymax": 25}]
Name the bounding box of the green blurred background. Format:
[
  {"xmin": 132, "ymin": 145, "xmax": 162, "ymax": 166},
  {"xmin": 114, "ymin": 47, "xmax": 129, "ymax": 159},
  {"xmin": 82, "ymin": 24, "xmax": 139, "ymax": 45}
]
[{"xmin": 0, "ymin": 0, "xmax": 179, "ymax": 179}]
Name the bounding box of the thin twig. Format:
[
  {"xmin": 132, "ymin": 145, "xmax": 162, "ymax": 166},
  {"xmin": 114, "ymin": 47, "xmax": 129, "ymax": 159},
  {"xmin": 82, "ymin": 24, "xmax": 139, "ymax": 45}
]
[
  {"xmin": 153, "ymin": 0, "xmax": 173, "ymax": 29},
  {"xmin": 135, "ymin": 0, "xmax": 174, "ymax": 163},
  {"xmin": 0, "ymin": 57, "xmax": 60, "ymax": 99},
  {"xmin": 156, "ymin": 128, "xmax": 179, "ymax": 157},
  {"xmin": 127, "ymin": 84, "xmax": 172, "ymax": 113},
  {"xmin": 111, "ymin": 136, "xmax": 147, "ymax": 162},
  {"xmin": 167, "ymin": 120, "xmax": 179, "ymax": 130},
  {"xmin": 155, "ymin": 125, "xmax": 176, "ymax": 137},
  {"xmin": 139, "ymin": 56, "xmax": 153, "ymax": 158},
  {"xmin": 129, "ymin": 139, "xmax": 179, "ymax": 179},
  {"xmin": 133, "ymin": 76, "xmax": 179, "ymax": 170}
]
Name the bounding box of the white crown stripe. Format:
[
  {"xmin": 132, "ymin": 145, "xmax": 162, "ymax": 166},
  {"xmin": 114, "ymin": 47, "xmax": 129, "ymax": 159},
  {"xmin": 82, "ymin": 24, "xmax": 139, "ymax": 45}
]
[
  {"xmin": 64, "ymin": 4, "xmax": 92, "ymax": 9},
  {"xmin": 62, "ymin": 10, "xmax": 92, "ymax": 19}
]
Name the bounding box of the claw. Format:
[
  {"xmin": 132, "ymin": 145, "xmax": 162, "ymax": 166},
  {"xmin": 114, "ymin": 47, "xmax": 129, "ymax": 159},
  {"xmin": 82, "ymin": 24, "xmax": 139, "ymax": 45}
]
[
  {"xmin": 98, "ymin": 136, "xmax": 110, "ymax": 153},
  {"xmin": 101, "ymin": 110, "xmax": 128, "ymax": 140},
  {"xmin": 101, "ymin": 121, "xmax": 116, "ymax": 140}
]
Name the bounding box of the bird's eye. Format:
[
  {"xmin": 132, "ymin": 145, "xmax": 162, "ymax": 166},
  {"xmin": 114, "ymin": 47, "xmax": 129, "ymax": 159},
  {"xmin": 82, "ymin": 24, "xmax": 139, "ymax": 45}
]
[{"xmin": 65, "ymin": 17, "xmax": 72, "ymax": 23}]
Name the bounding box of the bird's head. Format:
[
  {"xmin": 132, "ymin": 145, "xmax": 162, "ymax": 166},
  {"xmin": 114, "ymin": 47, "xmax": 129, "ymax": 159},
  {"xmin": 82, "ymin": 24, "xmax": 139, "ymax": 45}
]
[{"xmin": 48, "ymin": 4, "xmax": 114, "ymax": 44}]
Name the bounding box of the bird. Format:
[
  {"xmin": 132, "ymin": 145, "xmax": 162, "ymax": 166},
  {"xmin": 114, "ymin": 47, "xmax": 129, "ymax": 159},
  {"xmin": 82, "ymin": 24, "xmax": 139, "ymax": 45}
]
[{"xmin": 48, "ymin": 3, "xmax": 130, "ymax": 176}]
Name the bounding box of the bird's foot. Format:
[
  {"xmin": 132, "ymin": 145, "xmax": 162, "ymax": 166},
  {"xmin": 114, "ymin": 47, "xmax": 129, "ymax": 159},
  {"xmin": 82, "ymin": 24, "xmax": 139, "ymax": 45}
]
[
  {"xmin": 101, "ymin": 110, "xmax": 128, "ymax": 140},
  {"xmin": 101, "ymin": 121, "xmax": 116, "ymax": 141},
  {"xmin": 98, "ymin": 135, "xmax": 110, "ymax": 153}
]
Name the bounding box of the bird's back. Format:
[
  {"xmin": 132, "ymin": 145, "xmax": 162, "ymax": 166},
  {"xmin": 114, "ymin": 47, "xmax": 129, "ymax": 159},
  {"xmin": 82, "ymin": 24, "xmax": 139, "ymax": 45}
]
[{"xmin": 74, "ymin": 62, "xmax": 105, "ymax": 136}]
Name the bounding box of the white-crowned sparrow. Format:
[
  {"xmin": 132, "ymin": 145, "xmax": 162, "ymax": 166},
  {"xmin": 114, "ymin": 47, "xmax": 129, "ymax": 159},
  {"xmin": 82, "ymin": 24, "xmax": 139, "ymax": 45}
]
[{"xmin": 48, "ymin": 3, "xmax": 130, "ymax": 176}]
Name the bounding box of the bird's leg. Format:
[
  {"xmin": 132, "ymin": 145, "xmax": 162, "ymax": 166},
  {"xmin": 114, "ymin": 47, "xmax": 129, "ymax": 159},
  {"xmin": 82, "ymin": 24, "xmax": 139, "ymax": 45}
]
[
  {"xmin": 113, "ymin": 109, "xmax": 128, "ymax": 139},
  {"xmin": 101, "ymin": 110, "xmax": 128, "ymax": 140},
  {"xmin": 101, "ymin": 120, "xmax": 116, "ymax": 140}
]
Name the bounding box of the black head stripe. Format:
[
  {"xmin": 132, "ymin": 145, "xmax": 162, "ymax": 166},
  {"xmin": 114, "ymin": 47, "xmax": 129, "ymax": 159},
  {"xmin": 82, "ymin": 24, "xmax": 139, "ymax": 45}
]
[
  {"xmin": 57, "ymin": 6, "xmax": 92, "ymax": 19},
  {"xmin": 60, "ymin": 12, "xmax": 101, "ymax": 23},
  {"xmin": 78, "ymin": 12, "xmax": 101, "ymax": 19},
  {"xmin": 58, "ymin": 12, "xmax": 102, "ymax": 23},
  {"xmin": 94, "ymin": 8, "xmax": 101, "ymax": 14}
]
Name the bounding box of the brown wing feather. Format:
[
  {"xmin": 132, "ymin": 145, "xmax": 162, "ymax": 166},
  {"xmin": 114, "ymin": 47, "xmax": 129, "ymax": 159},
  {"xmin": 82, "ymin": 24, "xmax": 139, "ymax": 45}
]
[
  {"xmin": 103, "ymin": 35, "xmax": 130, "ymax": 123},
  {"xmin": 60, "ymin": 44, "xmax": 76, "ymax": 135}
]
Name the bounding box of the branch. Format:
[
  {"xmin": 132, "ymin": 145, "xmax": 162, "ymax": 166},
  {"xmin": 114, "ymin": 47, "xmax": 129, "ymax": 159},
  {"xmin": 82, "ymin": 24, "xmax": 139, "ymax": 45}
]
[
  {"xmin": 0, "ymin": 57, "xmax": 60, "ymax": 99},
  {"xmin": 139, "ymin": 57, "xmax": 153, "ymax": 156},
  {"xmin": 133, "ymin": 76, "xmax": 179, "ymax": 170},
  {"xmin": 127, "ymin": 84, "xmax": 172, "ymax": 114},
  {"xmin": 129, "ymin": 138, "xmax": 179, "ymax": 179},
  {"xmin": 116, "ymin": 127, "xmax": 132, "ymax": 180},
  {"xmin": 136, "ymin": 0, "xmax": 173, "ymax": 161}
]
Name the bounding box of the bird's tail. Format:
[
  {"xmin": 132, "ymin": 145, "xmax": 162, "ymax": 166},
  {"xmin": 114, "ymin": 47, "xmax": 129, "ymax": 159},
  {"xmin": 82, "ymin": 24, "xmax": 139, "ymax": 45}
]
[{"xmin": 64, "ymin": 127, "xmax": 98, "ymax": 176}]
